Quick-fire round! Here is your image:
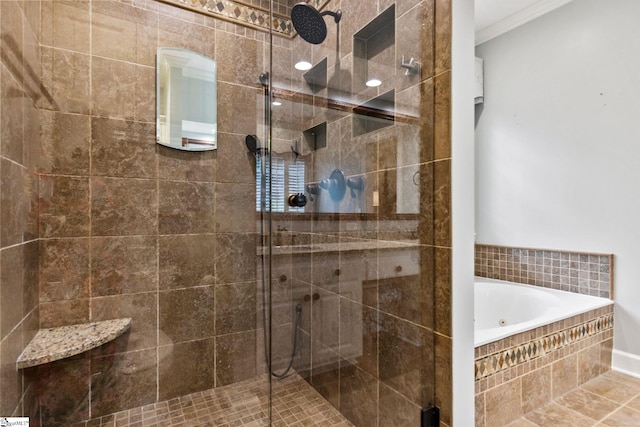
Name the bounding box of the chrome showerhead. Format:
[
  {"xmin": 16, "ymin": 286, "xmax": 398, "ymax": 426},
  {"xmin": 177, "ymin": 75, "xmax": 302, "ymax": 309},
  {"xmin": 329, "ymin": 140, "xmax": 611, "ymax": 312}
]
[{"xmin": 291, "ymin": 2, "xmax": 342, "ymax": 45}]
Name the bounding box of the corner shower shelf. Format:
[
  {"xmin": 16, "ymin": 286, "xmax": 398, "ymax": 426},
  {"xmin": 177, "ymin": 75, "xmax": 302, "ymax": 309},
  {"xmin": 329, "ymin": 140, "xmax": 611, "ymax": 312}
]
[{"xmin": 16, "ymin": 318, "xmax": 132, "ymax": 369}]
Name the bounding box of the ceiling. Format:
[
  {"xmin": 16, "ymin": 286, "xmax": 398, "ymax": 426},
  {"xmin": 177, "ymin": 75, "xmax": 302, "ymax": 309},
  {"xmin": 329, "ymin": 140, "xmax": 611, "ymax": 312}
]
[{"xmin": 475, "ymin": 0, "xmax": 575, "ymax": 45}]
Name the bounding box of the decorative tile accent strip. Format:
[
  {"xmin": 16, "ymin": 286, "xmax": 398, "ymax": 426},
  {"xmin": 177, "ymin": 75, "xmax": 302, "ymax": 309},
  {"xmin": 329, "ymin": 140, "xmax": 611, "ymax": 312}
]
[
  {"xmin": 474, "ymin": 312, "xmax": 613, "ymax": 380},
  {"xmin": 475, "ymin": 244, "xmax": 614, "ymax": 298},
  {"xmin": 156, "ymin": 0, "xmax": 328, "ymax": 37}
]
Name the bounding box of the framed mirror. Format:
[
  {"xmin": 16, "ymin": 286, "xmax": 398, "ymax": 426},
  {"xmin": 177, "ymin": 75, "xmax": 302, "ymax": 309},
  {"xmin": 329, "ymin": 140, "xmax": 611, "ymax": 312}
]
[{"xmin": 156, "ymin": 47, "xmax": 217, "ymax": 151}]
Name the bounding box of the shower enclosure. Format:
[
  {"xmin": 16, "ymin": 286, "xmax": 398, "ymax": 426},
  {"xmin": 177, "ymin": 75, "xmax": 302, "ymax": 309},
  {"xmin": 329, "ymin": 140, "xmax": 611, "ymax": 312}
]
[{"xmin": 0, "ymin": 0, "xmax": 452, "ymax": 426}]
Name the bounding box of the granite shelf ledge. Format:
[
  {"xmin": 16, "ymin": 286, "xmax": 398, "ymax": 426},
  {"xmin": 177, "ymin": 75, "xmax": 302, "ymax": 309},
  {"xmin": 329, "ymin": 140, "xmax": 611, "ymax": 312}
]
[{"xmin": 17, "ymin": 318, "xmax": 132, "ymax": 369}]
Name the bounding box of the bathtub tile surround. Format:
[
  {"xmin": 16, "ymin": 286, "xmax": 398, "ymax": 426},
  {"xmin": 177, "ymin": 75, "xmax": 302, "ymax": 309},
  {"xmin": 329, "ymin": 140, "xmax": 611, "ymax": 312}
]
[
  {"xmin": 474, "ymin": 305, "xmax": 614, "ymax": 427},
  {"xmin": 475, "ymin": 244, "xmax": 613, "ymax": 298}
]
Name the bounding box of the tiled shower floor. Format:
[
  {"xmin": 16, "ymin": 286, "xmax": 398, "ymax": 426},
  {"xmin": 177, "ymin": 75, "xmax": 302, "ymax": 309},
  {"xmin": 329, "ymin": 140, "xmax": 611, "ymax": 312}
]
[
  {"xmin": 508, "ymin": 370, "xmax": 640, "ymax": 426},
  {"xmin": 75, "ymin": 374, "xmax": 353, "ymax": 427}
]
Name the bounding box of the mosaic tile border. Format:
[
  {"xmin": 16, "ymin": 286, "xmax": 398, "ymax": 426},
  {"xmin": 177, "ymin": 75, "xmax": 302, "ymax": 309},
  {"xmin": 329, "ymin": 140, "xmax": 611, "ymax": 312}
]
[
  {"xmin": 475, "ymin": 312, "xmax": 614, "ymax": 381},
  {"xmin": 157, "ymin": 0, "xmax": 329, "ymax": 37},
  {"xmin": 475, "ymin": 244, "xmax": 614, "ymax": 298}
]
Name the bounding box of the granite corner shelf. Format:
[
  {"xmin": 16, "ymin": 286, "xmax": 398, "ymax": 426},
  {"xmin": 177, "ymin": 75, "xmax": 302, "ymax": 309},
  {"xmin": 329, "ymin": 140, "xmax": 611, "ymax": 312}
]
[{"xmin": 17, "ymin": 318, "xmax": 132, "ymax": 369}]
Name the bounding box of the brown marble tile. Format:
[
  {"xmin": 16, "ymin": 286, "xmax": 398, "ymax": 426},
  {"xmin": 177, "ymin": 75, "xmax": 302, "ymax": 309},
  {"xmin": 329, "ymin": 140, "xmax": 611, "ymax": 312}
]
[
  {"xmin": 434, "ymin": 0, "xmax": 452, "ymax": 75},
  {"xmin": 41, "ymin": 0, "xmax": 90, "ymax": 53},
  {"xmin": 91, "ymin": 293, "xmax": 157, "ymax": 351},
  {"xmin": 91, "ymin": 236, "xmax": 157, "ymax": 296},
  {"xmin": 312, "ymin": 287, "xmax": 340, "ymax": 351},
  {"xmin": 216, "ymin": 331, "xmax": 258, "ymax": 387},
  {"xmin": 1, "ymin": 158, "xmax": 29, "ymax": 247},
  {"xmin": 0, "ymin": 326, "xmax": 22, "ymax": 415},
  {"xmin": 158, "ymin": 337, "xmax": 216, "ymax": 401},
  {"xmin": 216, "ymin": 30, "xmax": 261, "ymax": 88},
  {"xmin": 578, "ymin": 344, "xmax": 602, "ymax": 385},
  {"xmin": 215, "ymin": 282, "xmax": 257, "ymax": 335},
  {"xmin": 159, "ymin": 234, "xmax": 216, "ymax": 290},
  {"xmin": 23, "ymin": 240, "xmax": 39, "ymax": 316},
  {"xmin": 39, "ymin": 110, "xmax": 90, "ymax": 175},
  {"xmin": 339, "ymin": 361, "xmax": 378, "ymax": 426},
  {"xmin": 556, "ymin": 388, "xmax": 619, "ymax": 422},
  {"xmin": 378, "ymin": 312, "xmax": 434, "ymax": 405},
  {"xmin": 433, "ymin": 159, "xmax": 451, "ymax": 247},
  {"xmin": 522, "ymin": 366, "xmax": 551, "ymax": 413},
  {"xmin": 600, "ymin": 406, "xmax": 640, "ymax": 426},
  {"xmin": 39, "ymin": 238, "xmax": 90, "ymax": 302},
  {"xmin": 378, "ymin": 273, "xmax": 432, "ymax": 328},
  {"xmin": 523, "ymin": 401, "xmax": 594, "ymax": 427},
  {"xmin": 91, "ymin": 1, "xmax": 157, "ymax": 66},
  {"xmin": 625, "ymin": 395, "xmax": 640, "ymax": 412},
  {"xmin": 310, "ymin": 345, "xmax": 340, "ymax": 409},
  {"xmin": 417, "ymin": 161, "xmax": 435, "ymax": 245},
  {"xmin": 485, "ymin": 379, "xmax": 523, "ymax": 426},
  {"xmin": 215, "ymin": 132, "xmax": 256, "ymax": 184},
  {"xmin": 157, "ymin": 144, "xmax": 216, "ymax": 182},
  {"xmin": 397, "ymin": 0, "xmax": 434, "ymax": 85},
  {"xmin": 581, "ymin": 373, "xmax": 640, "ymax": 404},
  {"xmin": 91, "ymin": 118, "xmax": 156, "ymax": 179},
  {"xmin": 90, "ymin": 349, "xmax": 157, "ymax": 418},
  {"xmin": 31, "ymin": 354, "xmax": 91, "ymax": 425},
  {"xmin": 39, "ymin": 175, "xmax": 90, "ymax": 237},
  {"xmin": 435, "ymin": 334, "xmax": 452, "ymax": 426},
  {"xmin": 552, "ymin": 354, "xmax": 578, "ymax": 398},
  {"xmin": 216, "ymin": 81, "xmax": 258, "ymax": 135},
  {"xmin": 157, "ymin": 13, "xmax": 216, "ymax": 60},
  {"xmin": 339, "ymin": 300, "xmax": 377, "ymax": 378},
  {"xmin": 91, "ymin": 57, "xmax": 137, "ymax": 120},
  {"xmin": 214, "ymin": 183, "xmax": 258, "ymax": 232},
  {"xmin": 434, "ymin": 71, "xmax": 451, "ymax": 160},
  {"xmin": 158, "ymin": 180, "xmax": 214, "ymax": 235},
  {"xmin": 215, "ymin": 233, "xmax": 258, "ymax": 284},
  {"xmin": 434, "ymin": 247, "xmax": 452, "ymax": 336},
  {"xmin": 40, "ymin": 47, "xmax": 90, "ymax": 113},
  {"xmin": 39, "ymin": 299, "xmax": 89, "ymax": 328},
  {"xmin": 1, "ymin": 245, "xmax": 23, "ymax": 340},
  {"xmin": 134, "ymin": 64, "xmax": 155, "ymax": 123},
  {"xmin": 1, "ymin": 60, "xmax": 25, "ymax": 164},
  {"xmin": 311, "ymin": 249, "xmax": 340, "ymax": 294},
  {"xmin": 159, "ymin": 286, "xmax": 215, "ymax": 343},
  {"xmin": 475, "ymin": 391, "xmax": 486, "ymax": 427},
  {"xmin": 91, "ymin": 177, "xmax": 157, "ymax": 236},
  {"xmin": 379, "ymin": 381, "xmax": 421, "ymax": 427}
]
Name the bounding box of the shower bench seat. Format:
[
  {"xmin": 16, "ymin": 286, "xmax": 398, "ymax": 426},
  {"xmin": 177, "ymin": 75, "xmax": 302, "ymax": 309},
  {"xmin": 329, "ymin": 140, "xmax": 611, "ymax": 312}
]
[{"xmin": 16, "ymin": 318, "xmax": 131, "ymax": 369}]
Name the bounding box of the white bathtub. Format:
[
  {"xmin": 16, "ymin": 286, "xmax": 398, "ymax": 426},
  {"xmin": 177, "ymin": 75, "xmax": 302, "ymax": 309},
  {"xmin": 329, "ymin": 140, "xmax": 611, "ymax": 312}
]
[{"xmin": 474, "ymin": 277, "xmax": 613, "ymax": 347}]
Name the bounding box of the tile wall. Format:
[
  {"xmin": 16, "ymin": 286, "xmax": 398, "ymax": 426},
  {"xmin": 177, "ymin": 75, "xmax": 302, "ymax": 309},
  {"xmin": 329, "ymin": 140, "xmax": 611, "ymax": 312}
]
[
  {"xmin": 475, "ymin": 244, "xmax": 613, "ymax": 298},
  {"xmin": 0, "ymin": 0, "xmax": 42, "ymax": 420}
]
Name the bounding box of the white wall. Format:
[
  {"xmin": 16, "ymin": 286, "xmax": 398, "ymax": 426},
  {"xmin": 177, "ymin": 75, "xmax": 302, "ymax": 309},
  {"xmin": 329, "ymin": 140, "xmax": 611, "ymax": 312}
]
[
  {"xmin": 452, "ymin": 0, "xmax": 476, "ymax": 423},
  {"xmin": 475, "ymin": 0, "xmax": 640, "ymax": 373}
]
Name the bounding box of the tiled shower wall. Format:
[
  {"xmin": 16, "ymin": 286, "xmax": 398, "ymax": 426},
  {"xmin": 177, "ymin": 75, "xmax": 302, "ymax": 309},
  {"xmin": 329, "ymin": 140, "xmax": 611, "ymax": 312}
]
[
  {"xmin": 475, "ymin": 244, "xmax": 613, "ymax": 298},
  {"xmin": 2, "ymin": 0, "xmax": 275, "ymax": 424},
  {"xmin": 0, "ymin": 0, "xmax": 41, "ymax": 419}
]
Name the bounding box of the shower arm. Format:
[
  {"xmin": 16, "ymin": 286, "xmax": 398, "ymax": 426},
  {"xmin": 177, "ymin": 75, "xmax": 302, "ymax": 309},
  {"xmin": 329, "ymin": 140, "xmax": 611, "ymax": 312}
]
[{"xmin": 320, "ymin": 9, "xmax": 342, "ymax": 23}]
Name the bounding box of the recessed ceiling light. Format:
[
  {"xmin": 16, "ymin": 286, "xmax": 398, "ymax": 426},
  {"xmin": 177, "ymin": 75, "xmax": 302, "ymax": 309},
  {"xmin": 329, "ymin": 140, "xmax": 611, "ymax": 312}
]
[
  {"xmin": 295, "ymin": 60, "xmax": 312, "ymax": 71},
  {"xmin": 366, "ymin": 78, "xmax": 382, "ymax": 87}
]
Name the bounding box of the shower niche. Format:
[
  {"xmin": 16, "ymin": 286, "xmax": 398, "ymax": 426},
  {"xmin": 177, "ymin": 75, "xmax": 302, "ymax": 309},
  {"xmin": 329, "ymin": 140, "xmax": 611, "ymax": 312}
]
[{"xmin": 353, "ymin": 5, "xmax": 396, "ymax": 137}]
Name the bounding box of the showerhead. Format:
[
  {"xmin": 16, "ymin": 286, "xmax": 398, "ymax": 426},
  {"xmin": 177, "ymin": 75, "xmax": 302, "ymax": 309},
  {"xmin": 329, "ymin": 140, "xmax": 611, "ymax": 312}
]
[{"xmin": 291, "ymin": 2, "xmax": 342, "ymax": 45}]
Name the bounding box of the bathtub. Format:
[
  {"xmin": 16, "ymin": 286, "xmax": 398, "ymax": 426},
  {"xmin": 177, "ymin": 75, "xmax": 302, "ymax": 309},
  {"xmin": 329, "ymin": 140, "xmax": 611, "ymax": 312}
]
[{"xmin": 474, "ymin": 277, "xmax": 613, "ymax": 347}]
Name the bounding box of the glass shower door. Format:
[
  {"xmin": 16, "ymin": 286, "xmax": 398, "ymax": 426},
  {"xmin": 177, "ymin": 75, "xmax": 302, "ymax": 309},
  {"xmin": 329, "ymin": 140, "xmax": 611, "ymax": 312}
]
[{"xmin": 266, "ymin": 1, "xmax": 444, "ymax": 426}]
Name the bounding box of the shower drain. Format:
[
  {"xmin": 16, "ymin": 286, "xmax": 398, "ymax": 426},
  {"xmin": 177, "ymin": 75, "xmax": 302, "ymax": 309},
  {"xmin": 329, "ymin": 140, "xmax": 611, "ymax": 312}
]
[{"xmin": 498, "ymin": 319, "xmax": 507, "ymax": 326}]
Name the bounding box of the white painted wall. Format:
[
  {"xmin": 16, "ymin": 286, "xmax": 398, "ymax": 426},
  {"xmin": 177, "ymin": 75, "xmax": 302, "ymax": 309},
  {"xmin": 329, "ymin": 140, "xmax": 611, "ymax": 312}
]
[
  {"xmin": 452, "ymin": 0, "xmax": 476, "ymax": 424},
  {"xmin": 475, "ymin": 0, "xmax": 640, "ymax": 374}
]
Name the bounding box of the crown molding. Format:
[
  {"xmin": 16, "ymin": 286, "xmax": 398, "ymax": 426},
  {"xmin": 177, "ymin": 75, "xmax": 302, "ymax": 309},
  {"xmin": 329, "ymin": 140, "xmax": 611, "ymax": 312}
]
[{"xmin": 475, "ymin": 0, "xmax": 575, "ymax": 45}]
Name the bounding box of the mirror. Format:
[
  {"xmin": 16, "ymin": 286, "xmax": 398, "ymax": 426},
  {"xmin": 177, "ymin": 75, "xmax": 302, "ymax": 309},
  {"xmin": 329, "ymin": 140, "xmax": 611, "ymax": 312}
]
[{"xmin": 156, "ymin": 47, "xmax": 217, "ymax": 151}]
